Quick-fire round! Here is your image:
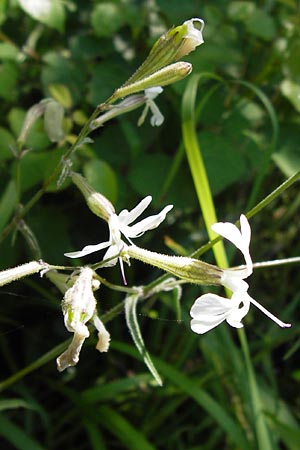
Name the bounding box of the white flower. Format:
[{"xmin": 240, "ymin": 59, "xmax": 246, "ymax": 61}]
[
  {"xmin": 65, "ymin": 195, "xmax": 173, "ymax": 266},
  {"xmin": 138, "ymin": 86, "xmax": 164, "ymax": 127},
  {"xmin": 190, "ymin": 215, "xmax": 291, "ymax": 334},
  {"xmin": 191, "ymin": 290, "xmax": 250, "ymax": 334}
]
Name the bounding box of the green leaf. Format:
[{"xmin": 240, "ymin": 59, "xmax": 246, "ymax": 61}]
[
  {"xmin": 88, "ymin": 61, "xmax": 128, "ymax": 106},
  {"xmin": 0, "ymin": 413, "xmax": 46, "ymax": 450},
  {"xmin": 280, "ymin": 79, "xmax": 300, "ymax": 113},
  {"xmin": 82, "ymin": 374, "xmax": 154, "ymax": 403},
  {"xmin": 42, "ymin": 52, "xmax": 86, "ymax": 103},
  {"xmin": 227, "ymin": 1, "xmax": 256, "ymax": 21},
  {"xmin": 0, "ymin": 180, "xmax": 17, "ymax": 233},
  {"xmin": 18, "ymin": 0, "xmax": 65, "ymax": 32},
  {"xmin": 0, "ymin": 0, "xmax": 8, "ymax": 25},
  {"xmin": 83, "ymin": 159, "xmax": 118, "ymax": 204},
  {"xmin": 198, "ymin": 130, "xmax": 247, "ymax": 194},
  {"xmin": 0, "ymin": 62, "xmax": 18, "ymax": 101},
  {"xmin": 0, "ymin": 42, "xmax": 19, "ymax": 60},
  {"xmin": 91, "ymin": 2, "xmax": 124, "ymax": 37},
  {"xmin": 125, "ymin": 294, "xmax": 163, "ymax": 386},
  {"xmin": 284, "ymin": 39, "xmax": 300, "ymax": 83},
  {"xmin": 97, "ymin": 405, "xmax": 156, "ymax": 450},
  {"xmin": 128, "ymin": 154, "xmax": 172, "ymax": 202},
  {"xmin": 48, "ymin": 84, "xmax": 73, "ymax": 109},
  {"xmin": 0, "ymin": 127, "xmax": 15, "ymax": 162},
  {"xmin": 246, "ymin": 9, "xmax": 276, "ymax": 41}
]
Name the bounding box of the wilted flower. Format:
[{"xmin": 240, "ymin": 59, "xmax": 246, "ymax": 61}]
[
  {"xmin": 56, "ymin": 267, "xmax": 110, "ymax": 371},
  {"xmin": 190, "ymin": 215, "xmax": 291, "ymax": 334}
]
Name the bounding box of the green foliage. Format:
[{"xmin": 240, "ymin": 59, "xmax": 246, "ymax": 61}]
[{"xmin": 0, "ymin": 1, "xmax": 300, "ymax": 449}]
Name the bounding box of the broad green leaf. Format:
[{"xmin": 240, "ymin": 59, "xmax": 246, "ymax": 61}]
[
  {"xmin": 246, "ymin": 9, "xmax": 276, "ymax": 41},
  {"xmin": 83, "ymin": 159, "xmax": 118, "ymax": 204},
  {"xmin": 198, "ymin": 131, "xmax": 246, "ymax": 194},
  {"xmin": 0, "ymin": 42, "xmax": 19, "ymax": 60},
  {"xmin": 18, "ymin": 0, "xmax": 65, "ymax": 32},
  {"xmin": 0, "ymin": 62, "xmax": 18, "ymax": 101},
  {"xmin": 91, "ymin": 2, "xmax": 124, "ymax": 38},
  {"xmin": 88, "ymin": 61, "xmax": 128, "ymax": 106},
  {"xmin": 42, "ymin": 52, "xmax": 86, "ymax": 103},
  {"xmin": 128, "ymin": 154, "xmax": 172, "ymax": 201},
  {"xmin": 125, "ymin": 294, "xmax": 163, "ymax": 386}
]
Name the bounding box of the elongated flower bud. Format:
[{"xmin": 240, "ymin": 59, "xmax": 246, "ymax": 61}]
[
  {"xmin": 125, "ymin": 245, "xmax": 222, "ymax": 285},
  {"xmin": 71, "ymin": 172, "xmax": 115, "ymax": 222},
  {"xmin": 111, "ymin": 62, "xmax": 192, "ymax": 101},
  {"xmin": 0, "ymin": 261, "xmax": 47, "ymax": 287}
]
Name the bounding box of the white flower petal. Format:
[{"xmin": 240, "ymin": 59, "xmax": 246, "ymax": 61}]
[
  {"xmin": 212, "ymin": 221, "xmax": 243, "ymax": 250},
  {"xmin": 123, "ymin": 204, "xmax": 173, "ymax": 237},
  {"xmin": 144, "ymin": 86, "xmax": 163, "ymax": 100},
  {"xmin": 191, "ymin": 315, "xmax": 228, "ymax": 334},
  {"xmin": 148, "ymin": 99, "xmax": 164, "ymax": 126},
  {"xmin": 190, "ymin": 293, "xmax": 233, "ymax": 318},
  {"xmin": 190, "ymin": 293, "xmax": 234, "ymax": 333},
  {"xmin": 184, "ymin": 18, "xmax": 204, "ymax": 45},
  {"xmin": 212, "ymin": 214, "xmax": 252, "ymax": 275},
  {"xmin": 56, "ymin": 332, "xmax": 86, "ymax": 372},
  {"xmin": 221, "ymin": 269, "xmax": 249, "ymax": 291},
  {"xmin": 102, "ymin": 244, "xmax": 121, "ymax": 267},
  {"xmin": 118, "ymin": 196, "xmax": 152, "ymax": 225},
  {"xmin": 64, "ymin": 240, "xmax": 111, "ymax": 258}
]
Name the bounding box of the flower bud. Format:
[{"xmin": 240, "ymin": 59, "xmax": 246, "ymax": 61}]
[
  {"xmin": 111, "ymin": 62, "xmax": 192, "ymax": 101},
  {"xmin": 125, "ymin": 245, "xmax": 222, "ymax": 285},
  {"xmin": 0, "ymin": 260, "xmax": 48, "ymax": 287},
  {"xmin": 71, "ymin": 172, "xmax": 115, "ymax": 222},
  {"xmin": 122, "ymin": 18, "xmax": 204, "ymax": 89}
]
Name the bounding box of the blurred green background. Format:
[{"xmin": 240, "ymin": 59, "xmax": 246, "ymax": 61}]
[{"xmin": 0, "ymin": 1, "xmax": 299, "ymax": 449}]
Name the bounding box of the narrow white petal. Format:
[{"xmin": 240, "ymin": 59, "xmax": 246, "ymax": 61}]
[
  {"xmin": 148, "ymin": 100, "xmax": 164, "ymax": 126},
  {"xmin": 212, "ymin": 221, "xmax": 244, "ymax": 250},
  {"xmin": 64, "ymin": 240, "xmax": 110, "ymax": 258},
  {"xmin": 212, "ymin": 215, "xmax": 252, "ymax": 275},
  {"xmin": 122, "ymin": 204, "xmax": 173, "ymax": 238},
  {"xmin": 101, "ymin": 244, "xmax": 120, "ymax": 267},
  {"xmin": 118, "ymin": 196, "xmax": 152, "ymax": 225}
]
